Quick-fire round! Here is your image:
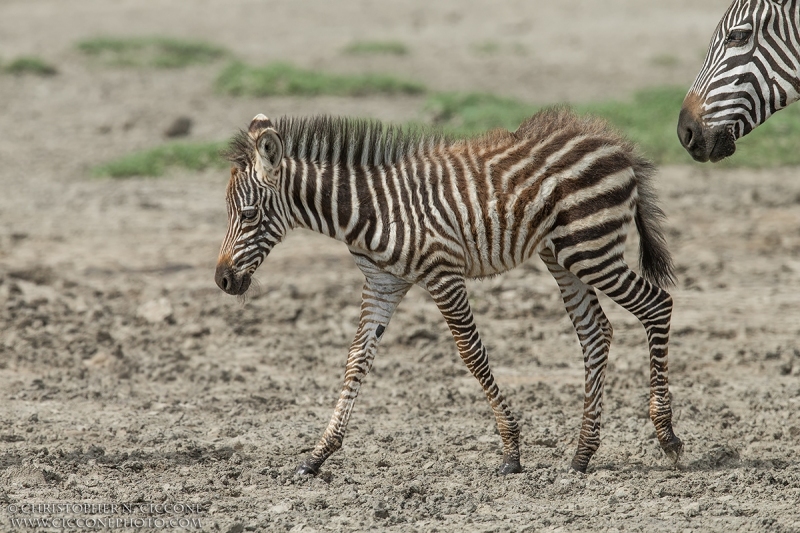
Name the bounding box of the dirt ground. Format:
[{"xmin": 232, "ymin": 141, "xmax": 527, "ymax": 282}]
[{"xmin": 2, "ymin": 0, "xmax": 800, "ymax": 531}]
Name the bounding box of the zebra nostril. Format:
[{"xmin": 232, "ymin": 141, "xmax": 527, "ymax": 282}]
[
  {"xmin": 683, "ymin": 127, "xmax": 694, "ymax": 148},
  {"xmin": 221, "ymin": 275, "xmax": 230, "ymax": 291},
  {"xmin": 677, "ymin": 107, "xmax": 706, "ymax": 157}
]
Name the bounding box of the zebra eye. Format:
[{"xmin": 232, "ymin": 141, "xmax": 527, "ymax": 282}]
[
  {"xmin": 241, "ymin": 207, "xmax": 258, "ymax": 221},
  {"xmin": 726, "ymin": 29, "xmax": 752, "ymax": 46}
]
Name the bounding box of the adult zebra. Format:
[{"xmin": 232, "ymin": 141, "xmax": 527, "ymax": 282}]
[
  {"xmin": 678, "ymin": 0, "xmax": 800, "ymax": 162},
  {"xmin": 216, "ymin": 110, "xmax": 682, "ymax": 475}
]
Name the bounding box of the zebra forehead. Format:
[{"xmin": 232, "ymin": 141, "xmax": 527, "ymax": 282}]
[{"xmin": 225, "ymin": 167, "xmax": 257, "ymax": 202}]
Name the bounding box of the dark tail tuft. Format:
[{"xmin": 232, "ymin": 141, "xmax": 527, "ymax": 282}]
[{"xmin": 633, "ymin": 157, "xmax": 675, "ymax": 288}]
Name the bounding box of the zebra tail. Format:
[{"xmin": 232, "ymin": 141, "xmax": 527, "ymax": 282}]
[{"xmin": 632, "ymin": 157, "xmax": 675, "ymax": 288}]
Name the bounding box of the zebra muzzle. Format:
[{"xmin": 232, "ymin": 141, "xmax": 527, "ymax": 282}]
[
  {"xmin": 677, "ymin": 106, "xmax": 737, "ymax": 163},
  {"xmin": 215, "ymin": 264, "xmax": 252, "ymax": 295}
]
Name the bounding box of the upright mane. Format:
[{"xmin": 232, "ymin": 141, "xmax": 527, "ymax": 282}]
[
  {"xmin": 225, "ymin": 109, "xmax": 612, "ymax": 171},
  {"xmin": 225, "ymin": 116, "xmax": 451, "ymax": 170},
  {"xmin": 273, "ymin": 115, "xmax": 449, "ymax": 167}
]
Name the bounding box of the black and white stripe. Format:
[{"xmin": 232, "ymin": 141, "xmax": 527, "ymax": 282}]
[
  {"xmin": 679, "ymin": 0, "xmax": 800, "ymax": 162},
  {"xmin": 215, "ymin": 110, "xmax": 682, "ymax": 475}
]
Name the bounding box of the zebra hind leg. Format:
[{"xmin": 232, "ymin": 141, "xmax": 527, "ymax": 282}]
[
  {"xmin": 559, "ymin": 250, "xmax": 683, "ymax": 464},
  {"xmin": 540, "ymin": 248, "xmax": 613, "ymax": 473},
  {"xmin": 426, "ymin": 274, "xmax": 522, "ymax": 474}
]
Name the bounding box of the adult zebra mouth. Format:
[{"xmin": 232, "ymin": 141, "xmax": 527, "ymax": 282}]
[{"xmin": 707, "ymin": 126, "xmax": 737, "ymax": 162}]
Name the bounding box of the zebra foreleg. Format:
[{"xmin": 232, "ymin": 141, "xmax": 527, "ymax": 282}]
[
  {"xmin": 570, "ymin": 260, "xmax": 683, "ymax": 464},
  {"xmin": 426, "ymin": 274, "xmax": 522, "ymax": 475},
  {"xmin": 540, "ymin": 248, "xmax": 613, "ymax": 473},
  {"xmin": 296, "ymin": 271, "xmax": 411, "ymax": 475}
]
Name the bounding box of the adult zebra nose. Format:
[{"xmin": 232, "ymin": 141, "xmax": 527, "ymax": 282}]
[
  {"xmin": 215, "ymin": 263, "xmax": 235, "ymax": 293},
  {"xmin": 215, "ymin": 263, "xmax": 252, "ymax": 295},
  {"xmin": 677, "ymin": 107, "xmax": 709, "ymax": 162}
]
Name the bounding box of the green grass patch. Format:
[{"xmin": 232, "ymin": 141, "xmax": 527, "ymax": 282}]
[
  {"xmin": 574, "ymin": 87, "xmax": 694, "ymax": 165},
  {"xmin": 424, "ymin": 92, "xmax": 538, "ymax": 136},
  {"xmin": 424, "ymin": 88, "xmax": 693, "ymax": 165},
  {"xmin": 76, "ymin": 36, "xmax": 228, "ymax": 68},
  {"xmin": 343, "ymin": 40, "xmax": 409, "ymax": 56},
  {"xmin": 579, "ymin": 87, "xmax": 800, "ymax": 167},
  {"xmin": 215, "ymin": 61, "xmax": 426, "ymax": 97},
  {"xmin": 722, "ymin": 104, "xmax": 800, "ymax": 167},
  {"xmin": 425, "ymin": 87, "xmax": 800, "ymax": 166},
  {"xmin": 94, "ymin": 141, "xmax": 227, "ymax": 178},
  {"xmin": 4, "ymin": 56, "xmax": 58, "ymax": 76},
  {"xmin": 424, "ymin": 89, "xmax": 691, "ymax": 163}
]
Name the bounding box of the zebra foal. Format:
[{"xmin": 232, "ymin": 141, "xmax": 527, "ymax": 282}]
[
  {"xmin": 215, "ymin": 109, "xmax": 683, "ymax": 475},
  {"xmin": 679, "ymin": 0, "xmax": 800, "ymax": 161}
]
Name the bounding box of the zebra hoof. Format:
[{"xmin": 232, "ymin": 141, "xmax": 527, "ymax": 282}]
[
  {"xmin": 497, "ymin": 459, "xmax": 522, "ymax": 475},
  {"xmin": 569, "ymin": 457, "xmax": 589, "ymax": 474},
  {"xmin": 661, "ymin": 435, "xmax": 684, "ymax": 463},
  {"xmin": 295, "ymin": 462, "xmax": 320, "ymax": 476}
]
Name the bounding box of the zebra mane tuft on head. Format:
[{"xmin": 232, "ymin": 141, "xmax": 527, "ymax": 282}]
[
  {"xmin": 273, "ymin": 115, "xmax": 449, "ymax": 167},
  {"xmin": 224, "ymin": 130, "xmax": 256, "ymax": 170}
]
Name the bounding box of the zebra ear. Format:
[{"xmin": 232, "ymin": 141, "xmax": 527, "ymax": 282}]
[
  {"xmin": 249, "ymin": 113, "xmax": 274, "ymax": 135},
  {"xmin": 256, "ymin": 129, "xmax": 284, "ymax": 178}
]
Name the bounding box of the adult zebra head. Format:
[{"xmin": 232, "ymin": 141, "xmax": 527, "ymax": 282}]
[
  {"xmin": 215, "ymin": 114, "xmax": 289, "ymax": 295},
  {"xmin": 678, "ymin": 0, "xmax": 800, "ymax": 162}
]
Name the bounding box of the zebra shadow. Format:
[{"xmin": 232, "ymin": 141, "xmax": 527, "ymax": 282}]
[{"xmin": 589, "ymin": 444, "xmax": 794, "ymax": 475}]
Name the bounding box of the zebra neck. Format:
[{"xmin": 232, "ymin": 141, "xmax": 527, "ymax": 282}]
[{"xmin": 282, "ymin": 158, "xmax": 387, "ymax": 246}]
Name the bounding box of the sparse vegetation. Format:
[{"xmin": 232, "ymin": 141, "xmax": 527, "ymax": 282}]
[
  {"xmin": 96, "ymin": 85, "xmax": 800, "ymax": 177},
  {"xmin": 215, "ymin": 61, "xmax": 426, "ymax": 97},
  {"xmin": 721, "ymin": 103, "xmax": 800, "ymax": 167},
  {"xmin": 424, "ymin": 92, "xmax": 537, "ymax": 136},
  {"xmin": 343, "ymin": 40, "xmax": 409, "ymax": 56},
  {"xmin": 94, "ymin": 141, "xmax": 227, "ymax": 178},
  {"xmin": 76, "ymin": 36, "xmax": 228, "ymax": 68},
  {"xmin": 574, "ymin": 87, "xmax": 694, "ymax": 165},
  {"xmin": 4, "ymin": 56, "xmax": 58, "ymax": 76}
]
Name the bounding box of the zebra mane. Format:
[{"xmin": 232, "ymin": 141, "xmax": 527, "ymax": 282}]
[{"xmin": 226, "ymin": 116, "xmax": 451, "ymax": 169}]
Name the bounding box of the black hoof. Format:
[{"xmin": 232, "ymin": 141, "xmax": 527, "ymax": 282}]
[
  {"xmin": 295, "ymin": 462, "xmax": 319, "ymax": 476},
  {"xmin": 498, "ymin": 459, "xmax": 522, "ymax": 475},
  {"xmin": 661, "ymin": 435, "xmax": 684, "ymax": 463},
  {"xmin": 570, "ymin": 456, "xmax": 589, "ymax": 474}
]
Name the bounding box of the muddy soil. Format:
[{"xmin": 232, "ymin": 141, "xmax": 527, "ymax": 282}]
[{"xmin": 1, "ymin": 1, "xmax": 799, "ymax": 531}]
